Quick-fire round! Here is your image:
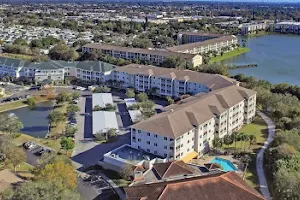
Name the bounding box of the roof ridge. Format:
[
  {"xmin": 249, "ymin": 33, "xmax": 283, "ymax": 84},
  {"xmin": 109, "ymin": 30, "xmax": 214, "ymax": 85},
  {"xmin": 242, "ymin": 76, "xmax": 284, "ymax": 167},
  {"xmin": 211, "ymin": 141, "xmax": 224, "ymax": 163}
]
[
  {"xmin": 162, "ymin": 162, "xmax": 176, "ymax": 179},
  {"xmin": 157, "ymin": 185, "xmax": 170, "ymax": 200},
  {"xmin": 220, "ymin": 172, "xmax": 265, "ymax": 199}
]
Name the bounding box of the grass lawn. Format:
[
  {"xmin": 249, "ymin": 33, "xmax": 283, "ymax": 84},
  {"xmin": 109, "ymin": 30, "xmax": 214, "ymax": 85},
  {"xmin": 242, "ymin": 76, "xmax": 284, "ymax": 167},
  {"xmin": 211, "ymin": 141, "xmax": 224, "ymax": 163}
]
[
  {"xmin": 7, "ymin": 162, "xmax": 34, "ymax": 179},
  {"xmin": 222, "ymin": 116, "xmax": 268, "ymax": 191},
  {"xmin": 0, "ymin": 53, "xmax": 33, "ymax": 60},
  {"xmin": 0, "ymin": 95, "xmax": 50, "ymax": 112},
  {"xmin": 49, "ymin": 104, "xmax": 67, "ymax": 138},
  {"xmin": 209, "ymin": 47, "xmax": 250, "ymax": 63},
  {"xmin": 223, "ymin": 116, "xmax": 268, "ymax": 151},
  {"xmin": 12, "ymin": 133, "xmax": 61, "ymax": 151}
]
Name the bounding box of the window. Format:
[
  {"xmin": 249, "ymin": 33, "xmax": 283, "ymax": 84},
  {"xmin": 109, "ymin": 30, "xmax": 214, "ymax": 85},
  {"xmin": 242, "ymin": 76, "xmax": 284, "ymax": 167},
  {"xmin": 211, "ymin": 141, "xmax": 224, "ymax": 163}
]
[
  {"xmin": 147, "ymin": 141, "xmax": 150, "ymax": 145},
  {"xmin": 164, "ymin": 137, "xmax": 167, "ymax": 140},
  {"xmin": 154, "ymin": 143, "xmax": 157, "ymax": 146},
  {"xmin": 132, "ymin": 136, "xmax": 136, "ymax": 140},
  {"xmin": 154, "ymin": 134, "xmax": 158, "ymax": 138},
  {"xmin": 147, "ymin": 132, "xmax": 150, "ymax": 136},
  {"xmin": 187, "ymin": 140, "xmax": 190, "ymax": 144},
  {"xmin": 147, "ymin": 149, "xmax": 150, "ymax": 152},
  {"xmin": 164, "ymin": 153, "xmax": 167, "ymax": 157},
  {"xmin": 138, "ymin": 139, "xmax": 141, "ymax": 142},
  {"xmin": 164, "ymin": 146, "xmax": 167, "ymax": 149}
]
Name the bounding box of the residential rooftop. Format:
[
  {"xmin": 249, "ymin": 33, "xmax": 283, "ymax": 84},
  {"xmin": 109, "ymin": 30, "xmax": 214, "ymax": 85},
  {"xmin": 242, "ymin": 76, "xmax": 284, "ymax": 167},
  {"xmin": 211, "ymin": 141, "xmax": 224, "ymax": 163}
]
[
  {"xmin": 125, "ymin": 171, "xmax": 265, "ymax": 200},
  {"xmin": 132, "ymin": 85, "xmax": 256, "ymax": 138},
  {"xmin": 115, "ymin": 64, "xmax": 238, "ymax": 90},
  {"xmin": 83, "ymin": 43, "xmax": 198, "ymax": 59},
  {"xmin": 167, "ymin": 35, "xmax": 237, "ymax": 52}
]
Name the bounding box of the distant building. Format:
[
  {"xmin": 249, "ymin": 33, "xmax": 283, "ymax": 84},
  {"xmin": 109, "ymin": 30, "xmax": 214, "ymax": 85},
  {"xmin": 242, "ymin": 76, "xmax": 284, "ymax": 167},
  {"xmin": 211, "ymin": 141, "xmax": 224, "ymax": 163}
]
[
  {"xmin": 82, "ymin": 43, "xmax": 203, "ymax": 67},
  {"xmin": 241, "ymin": 23, "xmax": 269, "ymax": 35},
  {"xmin": 168, "ymin": 33, "xmax": 238, "ymax": 54},
  {"xmin": 274, "ymin": 21, "xmax": 300, "ymax": 34}
]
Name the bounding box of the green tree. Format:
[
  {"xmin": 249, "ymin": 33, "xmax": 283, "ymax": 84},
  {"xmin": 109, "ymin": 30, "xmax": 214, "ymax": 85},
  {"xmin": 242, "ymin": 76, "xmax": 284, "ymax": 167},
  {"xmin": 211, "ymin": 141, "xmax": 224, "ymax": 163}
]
[
  {"xmin": 166, "ymin": 96, "xmax": 174, "ymax": 105},
  {"xmin": 249, "ymin": 135, "xmax": 257, "ymax": 148},
  {"xmin": 26, "ymin": 97, "xmax": 36, "ymax": 108},
  {"xmin": 93, "ymin": 105, "xmax": 102, "ymax": 111},
  {"xmin": 49, "ymin": 43, "xmax": 79, "ymax": 61},
  {"xmin": 6, "ymin": 146, "xmax": 26, "ymax": 172},
  {"xmin": 70, "ymin": 91, "xmax": 80, "ymax": 100},
  {"xmin": 2, "ymin": 180, "xmax": 81, "ymax": 200},
  {"xmin": 120, "ymin": 163, "xmax": 133, "ymax": 180},
  {"xmin": 55, "ymin": 91, "xmax": 70, "ymax": 105},
  {"xmin": 223, "ymin": 134, "xmax": 234, "ymax": 148},
  {"xmin": 126, "ymin": 88, "xmax": 135, "ymax": 98},
  {"xmin": 66, "ymin": 104, "xmax": 80, "ymax": 114},
  {"xmin": 65, "ymin": 125, "xmax": 78, "ymax": 137},
  {"xmin": 13, "ymin": 38, "xmax": 28, "ymax": 46},
  {"xmin": 0, "ymin": 113, "xmax": 24, "ymax": 135},
  {"xmin": 107, "ymin": 128, "xmax": 117, "ymax": 139},
  {"xmin": 30, "ymin": 39, "xmax": 44, "ymax": 48},
  {"xmin": 60, "ymin": 137, "xmax": 75, "ymax": 154},
  {"xmin": 135, "ymin": 92, "xmax": 148, "ymax": 102},
  {"xmin": 93, "ymin": 85, "xmax": 111, "ymax": 93},
  {"xmin": 212, "ymin": 137, "xmax": 223, "ymax": 153},
  {"xmin": 48, "ymin": 111, "xmax": 65, "ymax": 125}
]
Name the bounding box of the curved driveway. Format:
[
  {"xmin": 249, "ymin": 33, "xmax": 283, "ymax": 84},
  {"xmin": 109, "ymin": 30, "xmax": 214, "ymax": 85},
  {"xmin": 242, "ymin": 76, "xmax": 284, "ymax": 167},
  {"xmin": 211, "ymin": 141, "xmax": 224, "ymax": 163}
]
[{"xmin": 257, "ymin": 112, "xmax": 275, "ymax": 200}]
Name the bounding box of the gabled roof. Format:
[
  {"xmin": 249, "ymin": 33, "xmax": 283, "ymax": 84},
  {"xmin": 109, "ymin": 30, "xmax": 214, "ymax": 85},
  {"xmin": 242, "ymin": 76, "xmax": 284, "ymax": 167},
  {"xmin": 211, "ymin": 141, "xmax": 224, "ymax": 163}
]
[
  {"xmin": 114, "ymin": 64, "xmax": 238, "ymax": 90},
  {"xmin": 132, "ymin": 85, "xmax": 256, "ymax": 138},
  {"xmin": 125, "ymin": 172, "xmax": 265, "ymax": 200},
  {"xmin": 152, "ymin": 161, "xmax": 194, "ymax": 180}
]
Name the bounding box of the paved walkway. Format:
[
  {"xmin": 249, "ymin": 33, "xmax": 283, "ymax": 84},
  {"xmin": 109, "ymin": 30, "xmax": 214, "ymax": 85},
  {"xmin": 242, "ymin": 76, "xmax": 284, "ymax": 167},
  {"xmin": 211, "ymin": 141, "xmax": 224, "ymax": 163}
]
[{"xmin": 257, "ymin": 112, "xmax": 275, "ymax": 200}]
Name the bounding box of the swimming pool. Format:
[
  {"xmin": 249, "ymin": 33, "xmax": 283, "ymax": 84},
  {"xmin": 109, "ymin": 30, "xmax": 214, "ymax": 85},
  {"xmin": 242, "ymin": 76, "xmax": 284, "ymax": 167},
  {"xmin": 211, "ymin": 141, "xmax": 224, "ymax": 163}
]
[{"xmin": 210, "ymin": 157, "xmax": 237, "ymax": 172}]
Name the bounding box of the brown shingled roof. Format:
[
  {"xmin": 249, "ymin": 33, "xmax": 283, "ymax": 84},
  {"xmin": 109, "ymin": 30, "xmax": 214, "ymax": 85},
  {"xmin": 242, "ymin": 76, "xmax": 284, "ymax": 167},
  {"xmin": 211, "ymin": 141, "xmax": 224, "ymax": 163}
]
[
  {"xmin": 167, "ymin": 35, "xmax": 237, "ymax": 52},
  {"xmin": 152, "ymin": 161, "xmax": 194, "ymax": 180},
  {"xmin": 124, "ymin": 172, "xmax": 265, "ymax": 200},
  {"xmin": 115, "ymin": 64, "xmax": 238, "ymax": 90},
  {"xmin": 132, "ymin": 85, "xmax": 256, "ymax": 138}
]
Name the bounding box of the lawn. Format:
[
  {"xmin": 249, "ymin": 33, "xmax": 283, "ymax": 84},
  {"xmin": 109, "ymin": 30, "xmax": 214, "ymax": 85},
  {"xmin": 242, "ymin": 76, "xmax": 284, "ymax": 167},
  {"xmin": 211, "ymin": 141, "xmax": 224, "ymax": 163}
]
[
  {"xmin": 0, "ymin": 95, "xmax": 50, "ymax": 112},
  {"xmin": 209, "ymin": 47, "xmax": 250, "ymax": 63},
  {"xmin": 222, "ymin": 116, "xmax": 268, "ymax": 191},
  {"xmin": 0, "ymin": 53, "xmax": 33, "ymax": 60},
  {"xmin": 223, "ymin": 116, "xmax": 268, "ymax": 152},
  {"xmin": 49, "ymin": 104, "xmax": 67, "ymax": 138},
  {"xmin": 12, "ymin": 133, "xmax": 61, "ymax": 151}
]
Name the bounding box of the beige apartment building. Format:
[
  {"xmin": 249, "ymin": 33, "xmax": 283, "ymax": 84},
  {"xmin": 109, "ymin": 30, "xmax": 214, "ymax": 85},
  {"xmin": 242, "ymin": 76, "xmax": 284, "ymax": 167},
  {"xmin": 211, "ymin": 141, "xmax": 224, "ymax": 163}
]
[
  {"xmin": 82, "ymin": 43, "xmax": 203, "ymax": 67},
  {"xmin": 167, "ymin": 35, "xmax": 238, "ymax": 55},
  {"xmin": 112, "ymin": 64, "xmax": 238, "ymax": 97},
  {"xmin": 131, "ymin": 85, "xmax": 256, "ymax": 160}
]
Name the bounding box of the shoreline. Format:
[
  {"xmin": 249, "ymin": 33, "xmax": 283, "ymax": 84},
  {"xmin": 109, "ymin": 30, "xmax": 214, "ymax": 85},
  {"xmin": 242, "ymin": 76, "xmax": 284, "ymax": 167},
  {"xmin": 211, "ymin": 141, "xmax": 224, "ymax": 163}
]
[{"xmin": 209, "ymin": 47, "xmax": 250, "ymax": 63}]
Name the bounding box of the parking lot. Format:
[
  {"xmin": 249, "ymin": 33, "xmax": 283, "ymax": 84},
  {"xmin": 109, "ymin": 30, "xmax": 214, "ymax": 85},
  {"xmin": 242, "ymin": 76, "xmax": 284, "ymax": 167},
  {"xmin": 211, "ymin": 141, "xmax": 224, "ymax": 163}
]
[
  {"xmin": 22, "ymin": 142, "xmax": 53, "ymax": 166},
  {"xmin": 78, "ymin": 174, "xmax": 118, "ymax": 200}
]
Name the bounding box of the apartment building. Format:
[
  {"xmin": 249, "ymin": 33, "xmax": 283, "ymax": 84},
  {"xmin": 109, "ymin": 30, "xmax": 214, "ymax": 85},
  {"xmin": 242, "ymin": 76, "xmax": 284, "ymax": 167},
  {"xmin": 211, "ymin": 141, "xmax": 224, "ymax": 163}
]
[
  {"xmin": 274, "ymin": 21, "xmax": 300, "ymax": 34},
  {"xmin": 0, "ymin": 57, "xmax": 117, "ymax": 83},
  {"xmin": 131, "ymin": 85, "xmax": 256, "ymax": 160},
  {"xmin": 167, "ymin": 35, "xmax": 238, "ymax": 55},
  {"xmin": 112, "ymin": 64, "xmax": 239, "ymax": 98},
  {"xmin": 241, "ymin": 23, "xmax": 269, "ymax": 35},
  {"xmin": 177, "ymin": 32, "xmax": 224, "ymax": 44},
  {"xmin": 82, "ymin": 43, "xmax": 203, "ymax": 67}
]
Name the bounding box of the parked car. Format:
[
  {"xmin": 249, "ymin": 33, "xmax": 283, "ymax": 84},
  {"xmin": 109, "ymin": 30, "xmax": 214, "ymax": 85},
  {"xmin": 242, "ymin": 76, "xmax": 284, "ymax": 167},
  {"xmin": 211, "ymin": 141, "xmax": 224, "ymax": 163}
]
[
  {"xmin": 23, "ymin": 142, "xmax": 37, "ymax": 149},
  {"xmin": 35, "ymin": 148, "xmax": 51, "ymax": 156}
]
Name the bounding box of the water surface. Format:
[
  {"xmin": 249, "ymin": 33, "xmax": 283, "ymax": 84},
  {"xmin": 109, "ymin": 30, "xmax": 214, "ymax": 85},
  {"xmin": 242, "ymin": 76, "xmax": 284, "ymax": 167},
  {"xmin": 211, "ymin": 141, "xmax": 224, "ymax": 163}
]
[
  {"xmin": 5, "ymin": 101, "xmax": 53, "ymax": 138},
  {"xmin": 220, "ymin": 34, "xmax": 300, "ymax": 85}
]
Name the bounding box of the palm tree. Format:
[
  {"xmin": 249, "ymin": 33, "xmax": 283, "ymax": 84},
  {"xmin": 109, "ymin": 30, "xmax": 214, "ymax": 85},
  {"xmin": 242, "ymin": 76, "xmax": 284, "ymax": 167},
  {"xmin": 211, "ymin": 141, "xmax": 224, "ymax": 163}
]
[
  {"xmin": 212, "ymin": 137, "xmax": 223, "ymax": 153},
  {"xmin": 249, "ymin": 135, "xmax": 257, "ymax": 149}
]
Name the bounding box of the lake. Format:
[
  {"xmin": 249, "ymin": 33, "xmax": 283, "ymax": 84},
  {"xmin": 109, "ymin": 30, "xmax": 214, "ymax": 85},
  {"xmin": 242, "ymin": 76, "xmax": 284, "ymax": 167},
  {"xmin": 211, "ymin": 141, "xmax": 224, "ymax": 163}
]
[
  {"xmin": 220, "ymin": 34, "xmax": 300, "ymax": 85},
  {"xmin": 5, "ymin": 101, "xmax": 53, "ymax": 138}
]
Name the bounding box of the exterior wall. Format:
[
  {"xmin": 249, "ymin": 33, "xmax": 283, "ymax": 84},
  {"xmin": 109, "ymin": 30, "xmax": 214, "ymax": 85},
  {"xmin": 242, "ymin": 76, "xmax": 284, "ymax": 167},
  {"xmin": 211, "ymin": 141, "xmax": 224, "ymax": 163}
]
[
  {"xmin": 131, "ymin": 128, "xmax": 175, "ymax": 160},
  {"xmin": 0, "ymin": 65, "xmax": 21, "ymax": 78},
  {"xmin": 34, "ymin": 69, "xmax": 65, "ymax": 82},
  {"xmin": 82, "ymin": 46, "xmax": 200, "ymax": 68},
  {"xmin": 241, "ymin": 23, "xmax": 268, "ymax": 35},
  {"xmin": 131, "ymin": 94, "xmax": 256, "ymax": 160},
  {"xmin": 274, "ymin": 22, "xmax": 300, "ymax": 34},
  {"xmin": 178, "ymin": 34, "xmax": 219, "ymax": 44}
]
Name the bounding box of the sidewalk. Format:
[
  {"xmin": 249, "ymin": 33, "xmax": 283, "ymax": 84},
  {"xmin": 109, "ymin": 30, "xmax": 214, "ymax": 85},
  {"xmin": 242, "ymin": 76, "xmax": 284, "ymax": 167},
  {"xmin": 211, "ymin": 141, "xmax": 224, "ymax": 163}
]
[{"xmin": 257, "ymin": 112, "xmax": 275, "ymax": 200}]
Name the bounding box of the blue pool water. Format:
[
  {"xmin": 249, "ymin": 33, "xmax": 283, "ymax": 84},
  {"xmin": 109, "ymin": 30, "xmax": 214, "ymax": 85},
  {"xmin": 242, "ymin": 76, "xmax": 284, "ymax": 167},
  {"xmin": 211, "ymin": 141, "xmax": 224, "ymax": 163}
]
[{"xmin": 210, "ymin": 157, "xmax": 237, "ymax": 172}]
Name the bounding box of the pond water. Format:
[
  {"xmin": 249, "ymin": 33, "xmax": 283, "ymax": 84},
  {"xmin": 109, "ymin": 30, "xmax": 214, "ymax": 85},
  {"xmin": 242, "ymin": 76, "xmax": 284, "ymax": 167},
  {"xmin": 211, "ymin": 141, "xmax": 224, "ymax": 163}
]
[
  {"xmin": 219, "ymin": 34, "xmax": 300, "ymax": 85},
  {"xmin": 5, "ymin": 101, "xmax": 53, "ymax": 138}
]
